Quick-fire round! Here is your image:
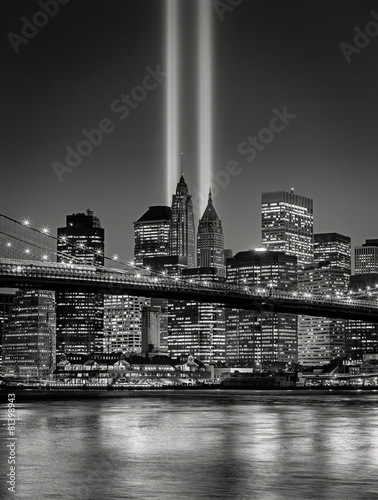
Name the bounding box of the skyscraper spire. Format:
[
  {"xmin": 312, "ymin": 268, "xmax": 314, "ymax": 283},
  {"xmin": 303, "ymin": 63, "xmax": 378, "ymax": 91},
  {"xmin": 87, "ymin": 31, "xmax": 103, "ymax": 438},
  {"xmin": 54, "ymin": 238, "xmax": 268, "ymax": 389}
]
[
  {"xmin": 170, "ymin": 171, "xmax": 196, "ymax": 268},
  {"xmin": 181, "ymin": 152, "xmax": 184, "ymax": 175},
  {"xmin": 197, "ymin": 188, "xmax": 224, "ymax": 274}
]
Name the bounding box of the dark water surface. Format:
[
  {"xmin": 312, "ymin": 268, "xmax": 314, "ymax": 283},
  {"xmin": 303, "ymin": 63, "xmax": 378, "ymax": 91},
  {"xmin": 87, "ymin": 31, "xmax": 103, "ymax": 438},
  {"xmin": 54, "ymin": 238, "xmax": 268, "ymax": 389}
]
[{"xmin": 1, "ymin": 390, "xmax": 378, "ymax": 499}]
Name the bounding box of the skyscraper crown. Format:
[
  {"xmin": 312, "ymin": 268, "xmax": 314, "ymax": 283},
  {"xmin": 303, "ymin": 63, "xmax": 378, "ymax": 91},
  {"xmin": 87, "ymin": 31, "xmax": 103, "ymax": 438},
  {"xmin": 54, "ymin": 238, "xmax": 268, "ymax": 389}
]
[
  {"xmin": 176, "ymin": 173, "xmax": 188, "ymax": 194},
  {"xmin": 200, "ymin": 188, "xmax": 220, "ymax": 222}
]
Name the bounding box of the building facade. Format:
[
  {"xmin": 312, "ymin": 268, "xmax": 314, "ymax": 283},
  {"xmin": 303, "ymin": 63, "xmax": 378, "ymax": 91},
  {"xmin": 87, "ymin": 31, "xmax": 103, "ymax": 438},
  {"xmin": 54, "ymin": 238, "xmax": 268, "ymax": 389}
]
[
  {"xmin": 2, "ymin": 290, "xmax": 56, "ymax": 378},
  {"xmin": 169, "ymin": 173, "xmax": 196, "ymax": 268},
  {"xmin": 133, "ymin": 206, "xmax": 171, "ymax": 267},
  {"xmin": 297, "ymin": 265, "xmax": 350, "ymax": 367},
  {"xmin": 261, "ymin": 190, "xmax": 314, "ymax": 267},
  {"xmin": 355, "ymin": 239, "xmax": 378, "ymax": 275},
  {"xmin": 314, "ymin": 233, "xmax": 351, "ymax": 271},
  {"xmin": 225, "ymin": 250, "xmax": 298, "ymax": 365},
  {"xmin": 56, "ymin": 210, "xmax": 104, "ymax": 354},
  {"xmin": 103, "ymin": 295, "xmax": 149, "ymax": 354},
  {"xmin": 167, "ymin": 268, "xmax": 226, "ymax": 363},
  {"xmin": 197, "ymin": 188, "xmax": 225, "ymax": 276}
]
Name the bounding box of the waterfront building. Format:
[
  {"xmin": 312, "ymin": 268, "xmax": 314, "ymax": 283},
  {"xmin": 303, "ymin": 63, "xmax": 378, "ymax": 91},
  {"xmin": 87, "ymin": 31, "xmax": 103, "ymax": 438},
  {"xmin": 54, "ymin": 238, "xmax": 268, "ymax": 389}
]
[
  {"xmin": 167, "ymin": 267, "xmax": 226, "ymax": 363},
  {"xmin": 225, "ymin": 249, "xmax": 298, "ymax": 365},
  {"xmin": 133, "ymin": 206, "xmax": 171, "ymax": 267},
  {"xmin": 141, "ymin": 305, "xmax": 162, "ymax": 354},
  {"xmin": 347, "ymin": 275, "xmax": 378, "ymax": 360},
  {"xmin": 103, "ymin": 295, "xmax": 149, "ymax": 354},
  {"xmin": 261, "ymin": 190, "xmax": 314, "ymax": 267},
  {"xmin": 56, "ymin": 210, "xmax": 105, "ymax": 354},
  {"xmin": 197, "ymin": 189, "xmax": 225, "ymax": 276},
  {"xmin": 169, "ymin": 173, "xmax": 196, "ymax": 268},
  {"xmin": 297, "ymin": 265, "xmax": 349, "ymax": 367},
  {"xmin": 0, "ymin": 292, "xmax": 15, "ymax": 371},
  {"xmin": 2, "ymin": 290, "xmax": 56, "ymax": 378}
]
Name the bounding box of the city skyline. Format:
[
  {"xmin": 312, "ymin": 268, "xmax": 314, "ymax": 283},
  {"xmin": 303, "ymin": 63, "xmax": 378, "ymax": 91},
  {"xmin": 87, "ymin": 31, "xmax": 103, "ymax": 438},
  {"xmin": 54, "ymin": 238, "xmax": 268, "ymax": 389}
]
[{"xmin": 3, "ymin": 1, "xmax": 378, "ymax": 267}]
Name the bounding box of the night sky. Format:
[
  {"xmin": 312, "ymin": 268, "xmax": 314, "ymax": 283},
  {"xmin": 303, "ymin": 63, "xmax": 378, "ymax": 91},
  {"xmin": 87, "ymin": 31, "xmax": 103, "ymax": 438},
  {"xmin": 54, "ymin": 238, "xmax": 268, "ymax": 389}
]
[{"xmin": 2, "ymin": 0, "xmax": 378, "ymax": 264}]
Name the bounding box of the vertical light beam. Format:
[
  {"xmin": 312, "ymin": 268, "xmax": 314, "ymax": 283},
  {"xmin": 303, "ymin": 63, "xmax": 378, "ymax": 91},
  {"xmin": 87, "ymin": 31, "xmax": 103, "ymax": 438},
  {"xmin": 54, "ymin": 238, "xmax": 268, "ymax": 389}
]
[
  {"xmin": 166, "ymin": 0, "xmax": 179, "ymax": 203},
  {"xmin": 198, "ymin": 0, "xmax": 213, "ymax": 213}
]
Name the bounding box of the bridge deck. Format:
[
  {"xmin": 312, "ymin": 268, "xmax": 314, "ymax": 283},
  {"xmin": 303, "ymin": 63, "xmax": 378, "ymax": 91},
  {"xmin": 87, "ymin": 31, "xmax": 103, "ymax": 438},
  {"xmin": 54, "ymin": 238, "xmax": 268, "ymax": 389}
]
[{"xmin": 0, "ymin": 259, "xmax": 377, "ymax": 322}]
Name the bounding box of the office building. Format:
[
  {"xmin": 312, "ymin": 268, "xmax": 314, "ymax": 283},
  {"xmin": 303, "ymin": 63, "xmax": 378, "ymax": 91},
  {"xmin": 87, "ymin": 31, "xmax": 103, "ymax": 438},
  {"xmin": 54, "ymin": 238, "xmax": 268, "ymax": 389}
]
[
  {"xmin": 103, "ymin": 295, "xmax": 148, "ymax": 353},
  {"xmin": 133, "ymin": 206, "xmax": 171, "ymax": 267},
  {"xmin": 225, "ymin": 250, "xmax": 298, "ymax": 365},
  {"xmin": 261, "ymin": 190, "xmax": 314, "ymax": 267},
  {"xmin": 169, "ymin": 173, "xmax": 196, "ymax": 268},
  {"xmin": 314, "ymin": 233, "xmax": 351, "ymax": 272},
  {"xmin": 56, "ymin": 210, "xmax": 104, "ymax": 354},
  {"xmin": 2, "ymin": 290, "xmax": 56, "ymax": 378},
  {"xmin": 167, "ymin": 267, "xmax": 226, "ymax": 363},
  {"xmin": 355, "ymin": 239, "xmax": 378, "ymax": 275},
  {"xmin": 297, "ymin": 265, "xmax": 349, "ymax": 367},
  {"xmin": 197, "ymin": 188, "xmax": 225, "ymax": 275}
]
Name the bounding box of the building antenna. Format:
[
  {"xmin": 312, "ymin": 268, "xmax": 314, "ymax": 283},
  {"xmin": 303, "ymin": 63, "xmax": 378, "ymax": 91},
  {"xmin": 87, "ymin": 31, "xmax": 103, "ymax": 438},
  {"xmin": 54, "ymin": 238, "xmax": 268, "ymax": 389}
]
[{"xmin": 181, "ymin": 152, "xmax": 184, "ymax": 175}]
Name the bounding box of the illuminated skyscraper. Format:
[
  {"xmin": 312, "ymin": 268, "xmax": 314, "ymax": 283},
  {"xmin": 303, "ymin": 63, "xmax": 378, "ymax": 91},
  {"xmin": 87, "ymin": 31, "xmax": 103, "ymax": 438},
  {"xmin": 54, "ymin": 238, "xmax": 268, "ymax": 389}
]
[
  {"xmin": 298, "ymin": 232, "xmax": 351, "ymax": 367},
  {"xmin": 167, "ymin": 267, "xmax": 226, "ymax": 363},
  {"xmin": 225, "ymin": 250, "xmax": 297, "ymax": 365},
  {"xmin": 169, "ymin": 173, "xmax": 196, "ymax": 268},
  {"xmin": 133, "ymin": 206, "xmax": 171, "ymax": 266},
  {"xmin": 354, "ymin": 239, "xmax": 378, "ymax": 275},
  {"xmin": 2, "ymin": 290, "xmax": 56, "ymax": 378},
  {"xmin": 261, "ymin": 190, "xmax": 314, "ymax": 267},
  {"xmin": 298, "ymin": 265, "xmax": 349, "ymax": 367},
  {"xmin": 314, "ymin": 233, "xmax": 351, "ymax": 272},
  {"xmin": 103, "ymin": 295, "xmax": 148, "ymax": 353},
  {"xmin": 197, "ymin": 188, "xmax": 225, "ymax": 275},
  {"xmin": 56, "ymin": 210, "xmax": 104, "ymax": 354}
]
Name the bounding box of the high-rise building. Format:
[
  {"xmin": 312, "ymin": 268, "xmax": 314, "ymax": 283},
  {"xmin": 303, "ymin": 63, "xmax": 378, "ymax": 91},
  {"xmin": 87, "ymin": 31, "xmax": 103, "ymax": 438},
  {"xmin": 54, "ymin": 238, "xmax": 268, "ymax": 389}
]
[
  {"xmin": 197, "ymin": 189, "xmax": 225, "ymax": 276},
  {"xmin": 56, "ymin": 210, "xmax": 104, "ymax": 354},
  {"xmin": 169, "ymin": 173, "xmax": 196, "ymax": 268},
  {"xmin": 261, "ymin": 190, "xmax": 314, "ymax": 267},
  {"xmin": 133, "ymin": 206, "xmax": 171, "ymax": 267},
  {"xmin": 348, "ymin": 239, "xmax": 378, "ymax": 360},
  {"xmin": 314, "ymin": 233, "xmax": 351, "ymax": 271},
  {"xmin": 141, "ymin": 305, "xmax": 162, "ymax": 354},
  {"xmin": 297, "ymin": 264, "xmax": 349, "ymax": 367},
  {"xmin": 354, "ymin": 239, "xmax": 378, "ymax": 275},
  {"xmin": 103, "ymin": 295, "xmax": 148, "ymax": 353},
  {"xmin": 0, "ymin": 292, "xmax": 16, "ymax": 372},
  {"xmin": 225, "ymin": 249, "xmax": 298, "ymax": 365},
  {"xmin": 2, "ymin": 290, "xmax": 56, "ymax": 378},
  {"xmin": 167, "ymin": 267, "xmax": 226, "ymax": 363}
]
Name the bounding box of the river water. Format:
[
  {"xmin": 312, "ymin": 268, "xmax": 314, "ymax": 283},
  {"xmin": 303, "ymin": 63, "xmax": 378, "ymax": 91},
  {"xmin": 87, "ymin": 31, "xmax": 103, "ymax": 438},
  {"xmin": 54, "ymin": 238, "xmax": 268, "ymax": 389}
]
[{"xmin": 1, "ymin": 390, "xmax": 378, "ymax": 500}]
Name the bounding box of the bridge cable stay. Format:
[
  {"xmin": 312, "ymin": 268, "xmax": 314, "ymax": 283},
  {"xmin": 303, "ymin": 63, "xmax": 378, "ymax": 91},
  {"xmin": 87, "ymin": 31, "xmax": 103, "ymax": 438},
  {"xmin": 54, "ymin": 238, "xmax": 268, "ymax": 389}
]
[{"xmin": 0, "ymin": 213, "xmax": 203, "ymax": 289}]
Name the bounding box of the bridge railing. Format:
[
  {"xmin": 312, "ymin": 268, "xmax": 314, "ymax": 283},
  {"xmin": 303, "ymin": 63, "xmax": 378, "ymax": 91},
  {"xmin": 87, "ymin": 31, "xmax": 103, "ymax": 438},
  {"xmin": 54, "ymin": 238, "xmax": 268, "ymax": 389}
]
[{"xmin": 0, "ymin": 258, "xmax": 377, "ymax": 311}]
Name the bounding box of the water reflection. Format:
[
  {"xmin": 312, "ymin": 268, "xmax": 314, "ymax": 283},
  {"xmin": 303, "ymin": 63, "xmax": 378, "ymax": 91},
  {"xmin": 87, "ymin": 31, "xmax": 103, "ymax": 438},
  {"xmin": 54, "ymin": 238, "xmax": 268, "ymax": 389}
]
[{"xmin": 1, "ymin": 391, "xmax": 378, "ymax": 499}]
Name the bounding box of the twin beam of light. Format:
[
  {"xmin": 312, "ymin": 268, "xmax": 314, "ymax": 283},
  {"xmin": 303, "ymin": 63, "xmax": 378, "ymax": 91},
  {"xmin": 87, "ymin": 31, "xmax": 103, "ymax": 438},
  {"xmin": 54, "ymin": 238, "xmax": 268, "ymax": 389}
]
[
  {"xmin": 198, "ymin": 0, "xmax": 213, "ymax": 214},
  {"xmin": 166, "ymin": 0, "xmax": 179, "ymax": 203},
  {"xmin": 165, "ymin": 0, "xmax": 213, "ymax": 212}
]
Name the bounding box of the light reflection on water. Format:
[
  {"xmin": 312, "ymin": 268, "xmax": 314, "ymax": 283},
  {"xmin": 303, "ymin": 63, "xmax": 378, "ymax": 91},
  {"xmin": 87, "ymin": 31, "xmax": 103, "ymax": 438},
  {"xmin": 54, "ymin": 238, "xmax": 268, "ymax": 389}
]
[{"xmin": 1, "ymin": 391, "xmax": 378, "ymax": 499}]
